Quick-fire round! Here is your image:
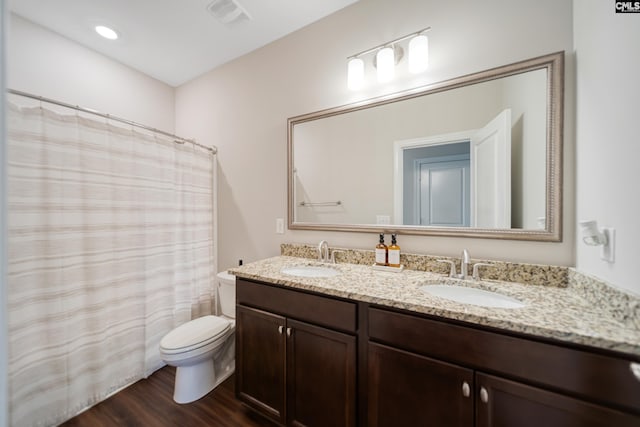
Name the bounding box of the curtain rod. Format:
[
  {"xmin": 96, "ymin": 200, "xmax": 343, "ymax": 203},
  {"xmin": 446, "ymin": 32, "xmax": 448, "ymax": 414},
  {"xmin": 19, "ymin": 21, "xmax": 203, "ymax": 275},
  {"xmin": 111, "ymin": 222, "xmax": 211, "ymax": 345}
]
[{"xmin": 7, "ymin": 89, "xmax": 217, "ymax": 155}]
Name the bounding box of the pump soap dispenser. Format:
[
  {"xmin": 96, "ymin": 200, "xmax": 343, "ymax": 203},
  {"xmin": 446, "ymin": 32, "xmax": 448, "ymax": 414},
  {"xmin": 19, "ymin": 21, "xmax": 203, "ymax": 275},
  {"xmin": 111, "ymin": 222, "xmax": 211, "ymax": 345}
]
[
  {"xmin": 388, "ymin": 234, "xmax": 401, "ymax": 268},
  {"xmin": 375, "ymin": 234, "xmax": 388, "ymax": 266}
]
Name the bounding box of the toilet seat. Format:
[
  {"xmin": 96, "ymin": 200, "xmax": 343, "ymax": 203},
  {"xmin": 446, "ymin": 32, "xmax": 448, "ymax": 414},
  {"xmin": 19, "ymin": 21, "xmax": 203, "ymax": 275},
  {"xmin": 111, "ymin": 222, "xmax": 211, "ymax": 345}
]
[{"xmin": 160, "ymin": 315, "xmax": 231, "ymax": 355}]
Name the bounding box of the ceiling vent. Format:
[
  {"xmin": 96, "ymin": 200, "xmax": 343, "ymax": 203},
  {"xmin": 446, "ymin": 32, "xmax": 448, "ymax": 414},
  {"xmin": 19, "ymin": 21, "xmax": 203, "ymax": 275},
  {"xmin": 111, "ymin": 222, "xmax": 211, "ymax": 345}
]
[{"xmin": 207, "ymin": 0, "xmax": 252, "ymax": 25}]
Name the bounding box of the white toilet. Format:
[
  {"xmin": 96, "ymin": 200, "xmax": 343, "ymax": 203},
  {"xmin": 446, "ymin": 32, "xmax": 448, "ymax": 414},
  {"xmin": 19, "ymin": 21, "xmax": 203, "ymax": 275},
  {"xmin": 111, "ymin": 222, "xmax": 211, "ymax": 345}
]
[{"xmin": 159, "ymin": 271, "xmax": 236, "ymax": 403}]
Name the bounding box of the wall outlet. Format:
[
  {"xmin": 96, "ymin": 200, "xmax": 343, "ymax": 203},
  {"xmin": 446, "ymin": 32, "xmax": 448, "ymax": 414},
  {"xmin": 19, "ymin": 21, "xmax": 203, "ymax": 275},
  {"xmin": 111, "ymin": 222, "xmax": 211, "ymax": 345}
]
[
  {"xmin": 376, "ymin": 215, "xmax": 391, "ymax": 225},
  {"xmin": 276, "ymin": 218, "xmax": 285, "ymax": 234}
]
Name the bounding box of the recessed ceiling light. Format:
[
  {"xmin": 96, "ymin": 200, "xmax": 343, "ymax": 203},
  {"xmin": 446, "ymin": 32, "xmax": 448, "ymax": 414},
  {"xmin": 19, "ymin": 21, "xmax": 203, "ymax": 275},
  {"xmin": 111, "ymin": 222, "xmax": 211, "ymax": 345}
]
[{"xmin": 95, "ymin": 25, "xmax": 119, "ymax": 40}]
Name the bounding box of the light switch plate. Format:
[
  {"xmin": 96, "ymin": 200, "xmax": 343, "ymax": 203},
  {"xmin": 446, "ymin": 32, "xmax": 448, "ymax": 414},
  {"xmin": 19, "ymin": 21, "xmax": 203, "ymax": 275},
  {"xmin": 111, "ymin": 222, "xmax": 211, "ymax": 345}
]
[{"xmin": 276, "ymin": 218, "xmax": 285, "ymax": 234}]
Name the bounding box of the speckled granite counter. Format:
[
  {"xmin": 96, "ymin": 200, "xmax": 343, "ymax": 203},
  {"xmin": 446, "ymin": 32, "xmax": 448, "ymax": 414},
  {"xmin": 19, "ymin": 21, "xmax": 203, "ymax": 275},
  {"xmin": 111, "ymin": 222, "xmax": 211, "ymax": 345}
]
[{"xmin": 230, "ymin": 255, "xmax": 640, "ymax": 357}]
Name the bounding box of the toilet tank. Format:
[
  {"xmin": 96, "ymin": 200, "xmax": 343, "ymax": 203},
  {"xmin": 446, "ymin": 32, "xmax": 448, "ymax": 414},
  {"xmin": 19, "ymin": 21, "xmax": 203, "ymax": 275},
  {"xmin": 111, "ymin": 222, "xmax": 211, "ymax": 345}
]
[{"xmin": 217, "ymin": 271, "xmax": 236, "ymax": 319}]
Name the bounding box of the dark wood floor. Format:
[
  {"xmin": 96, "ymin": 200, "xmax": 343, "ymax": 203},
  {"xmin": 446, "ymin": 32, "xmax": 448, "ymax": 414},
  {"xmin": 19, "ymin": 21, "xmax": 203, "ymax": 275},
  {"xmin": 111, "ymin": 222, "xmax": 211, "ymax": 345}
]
[{"xmin": 61, "ymin": 367, "xmax": 277, "ymax": 426}]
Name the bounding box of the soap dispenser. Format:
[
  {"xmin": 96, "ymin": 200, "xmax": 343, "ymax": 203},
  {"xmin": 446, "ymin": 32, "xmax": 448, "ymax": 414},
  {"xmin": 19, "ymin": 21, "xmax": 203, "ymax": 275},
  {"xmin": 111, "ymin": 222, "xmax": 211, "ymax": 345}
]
[
  {"xmin": 375, "ymin": 234, "xmax": 388, "ymax": 266},
  {"xmin": 388, "ymin": 234, "xmax": 401, "ymax": 268}
]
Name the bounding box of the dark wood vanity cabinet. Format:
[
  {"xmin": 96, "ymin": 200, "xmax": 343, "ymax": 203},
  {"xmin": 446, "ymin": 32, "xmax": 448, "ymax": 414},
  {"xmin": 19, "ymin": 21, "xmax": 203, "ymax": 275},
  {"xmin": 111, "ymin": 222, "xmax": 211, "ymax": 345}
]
[
  {"xmin": 368, "ymin": 306, "xmax": 640, "ymax": 427},
  {"xmin": 236, "ymin": 277, "xmax": 640, "ymax": 426},
  {"xmin": 236, "ymin": 279, "xmax": 357, "ymax": 427}
]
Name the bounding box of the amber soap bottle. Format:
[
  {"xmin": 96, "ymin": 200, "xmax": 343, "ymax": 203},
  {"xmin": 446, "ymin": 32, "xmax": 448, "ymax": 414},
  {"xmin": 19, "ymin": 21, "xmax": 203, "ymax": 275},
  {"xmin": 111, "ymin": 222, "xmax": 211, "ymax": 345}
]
[
  {"xmin": 388, "ymin": 234, "xmax": 401, "ymax": 268},
  {"xmin": 375, "ymin": 233, "xmax": 388, "ymax": 266}
]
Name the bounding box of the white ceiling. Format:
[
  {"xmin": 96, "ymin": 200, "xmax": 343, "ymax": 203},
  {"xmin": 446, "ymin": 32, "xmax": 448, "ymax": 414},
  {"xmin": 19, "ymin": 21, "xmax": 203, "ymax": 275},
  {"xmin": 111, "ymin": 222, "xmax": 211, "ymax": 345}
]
[{"xmin": 10, "ymin": 0, "xmax": 358, "ymax": 87}]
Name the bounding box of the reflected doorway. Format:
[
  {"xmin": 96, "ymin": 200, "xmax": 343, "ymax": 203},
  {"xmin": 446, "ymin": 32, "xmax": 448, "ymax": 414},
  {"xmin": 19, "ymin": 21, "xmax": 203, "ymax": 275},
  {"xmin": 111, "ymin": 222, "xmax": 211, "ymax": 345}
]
[{"xmin": 393, "ymin": 109, "xmax": 511, "ymax": 228}]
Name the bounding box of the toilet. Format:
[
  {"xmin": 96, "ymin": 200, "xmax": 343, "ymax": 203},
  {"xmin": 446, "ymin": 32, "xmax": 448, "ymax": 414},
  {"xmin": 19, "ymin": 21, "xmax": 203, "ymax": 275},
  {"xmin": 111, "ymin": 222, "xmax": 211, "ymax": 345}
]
[{"xmin": 159, "ymin": 271, "xmax": 236, "ymax": 403}]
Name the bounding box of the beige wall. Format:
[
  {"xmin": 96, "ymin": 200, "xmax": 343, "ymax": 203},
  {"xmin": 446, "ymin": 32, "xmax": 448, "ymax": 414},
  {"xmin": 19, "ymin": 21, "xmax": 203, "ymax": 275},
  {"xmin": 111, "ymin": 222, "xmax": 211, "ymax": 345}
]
[{"xmin": 176, "ymin": 0, "xmax": 575, "ymax": 271}]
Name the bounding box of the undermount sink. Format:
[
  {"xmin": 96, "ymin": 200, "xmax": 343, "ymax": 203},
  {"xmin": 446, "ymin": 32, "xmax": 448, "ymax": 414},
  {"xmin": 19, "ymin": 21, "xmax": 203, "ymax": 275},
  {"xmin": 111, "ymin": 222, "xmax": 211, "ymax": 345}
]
[
  {"xmin": 281, "ymin": 265, "xmax": 340, "ymax": 278},
  {"xmin": 419, "ymin": 284, "xmax": 525, "ymax": 309}
]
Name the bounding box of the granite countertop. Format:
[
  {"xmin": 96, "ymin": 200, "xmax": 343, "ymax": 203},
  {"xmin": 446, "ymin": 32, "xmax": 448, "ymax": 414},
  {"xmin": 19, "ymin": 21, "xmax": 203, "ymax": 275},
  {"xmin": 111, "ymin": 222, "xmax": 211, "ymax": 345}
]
[{"xmin": 230, "ymin": 255, "xmax": 640, "ymax": 357}]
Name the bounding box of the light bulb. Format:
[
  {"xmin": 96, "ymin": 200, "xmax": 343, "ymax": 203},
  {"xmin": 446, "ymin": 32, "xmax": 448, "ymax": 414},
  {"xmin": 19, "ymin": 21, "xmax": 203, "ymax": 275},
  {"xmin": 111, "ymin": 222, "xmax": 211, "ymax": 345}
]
[
  {"xmin": 347, "ymin": 57, "xmax": 364, "ymax": 90},
  {"xmin": 408, "ymin": 34, "xmax": 429, "ymax": 73},
  {"xmin": 376, "ymin": 47, "xmax": 395, "ymax": 83}
]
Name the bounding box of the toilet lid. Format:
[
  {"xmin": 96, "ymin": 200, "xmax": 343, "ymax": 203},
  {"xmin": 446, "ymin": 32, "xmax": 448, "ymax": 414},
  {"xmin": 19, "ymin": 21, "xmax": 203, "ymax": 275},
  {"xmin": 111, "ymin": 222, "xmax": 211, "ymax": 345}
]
[{"xmin": 160, "ymin": 315, "xmax": 230, "ymax": 351}]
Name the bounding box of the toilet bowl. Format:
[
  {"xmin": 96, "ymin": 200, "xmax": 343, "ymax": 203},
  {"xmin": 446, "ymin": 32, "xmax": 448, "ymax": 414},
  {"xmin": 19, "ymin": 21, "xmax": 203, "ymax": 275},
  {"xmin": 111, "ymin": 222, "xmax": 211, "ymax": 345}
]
[{"xmin": 159, "ymin": 271, "xmax": 236, "ymax": 403}]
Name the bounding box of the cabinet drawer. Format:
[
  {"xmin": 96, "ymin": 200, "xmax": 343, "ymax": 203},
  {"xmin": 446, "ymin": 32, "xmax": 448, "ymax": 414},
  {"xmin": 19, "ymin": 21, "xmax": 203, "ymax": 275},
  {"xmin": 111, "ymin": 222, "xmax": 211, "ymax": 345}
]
[
  {"xmin": 237, "ymin": 278, "xmax": 357, "ymax": 333},
  {"xmin": 369, "ymin": 306, "xmax": 640, "ymax": 414}
]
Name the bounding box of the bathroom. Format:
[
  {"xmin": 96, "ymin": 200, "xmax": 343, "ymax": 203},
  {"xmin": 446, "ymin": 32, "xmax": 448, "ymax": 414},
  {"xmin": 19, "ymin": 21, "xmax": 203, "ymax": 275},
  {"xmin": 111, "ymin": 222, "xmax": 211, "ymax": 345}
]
[{"xmin": 1, "ymin": 0, "xmax": 639, "ymax": 426}]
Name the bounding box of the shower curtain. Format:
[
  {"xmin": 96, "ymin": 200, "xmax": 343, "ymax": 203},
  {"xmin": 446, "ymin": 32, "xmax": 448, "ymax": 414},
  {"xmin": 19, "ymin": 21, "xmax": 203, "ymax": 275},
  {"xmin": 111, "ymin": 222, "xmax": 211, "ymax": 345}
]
[{"xmin": 6, "ymin": 102, "xmax": 217, "ymax": 426}]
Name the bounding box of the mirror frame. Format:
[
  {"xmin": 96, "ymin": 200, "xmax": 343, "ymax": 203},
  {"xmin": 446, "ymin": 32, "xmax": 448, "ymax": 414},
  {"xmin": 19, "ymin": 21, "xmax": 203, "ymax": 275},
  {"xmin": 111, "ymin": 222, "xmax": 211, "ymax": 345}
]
[{"xmin": 287, "ymin": 51, "xmax": 564, "ymax": 241}]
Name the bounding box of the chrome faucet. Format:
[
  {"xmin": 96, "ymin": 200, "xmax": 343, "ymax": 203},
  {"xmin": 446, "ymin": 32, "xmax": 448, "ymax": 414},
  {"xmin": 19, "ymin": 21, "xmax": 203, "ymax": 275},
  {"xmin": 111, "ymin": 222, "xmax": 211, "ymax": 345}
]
[
  {"xmin": 460, "ymin": 249, "xmax": 470, "ymax": 280},
  {"xmin": 318, "ymin": 240, "xmax": 329, "ymax": 263}
]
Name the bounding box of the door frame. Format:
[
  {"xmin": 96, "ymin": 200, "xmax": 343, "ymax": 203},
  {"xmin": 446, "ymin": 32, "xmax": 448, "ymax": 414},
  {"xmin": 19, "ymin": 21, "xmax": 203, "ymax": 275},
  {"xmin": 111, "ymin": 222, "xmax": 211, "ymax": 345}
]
[{"xmin": 393, "ymin": 130, "xmax": 476, "ymax": 225}]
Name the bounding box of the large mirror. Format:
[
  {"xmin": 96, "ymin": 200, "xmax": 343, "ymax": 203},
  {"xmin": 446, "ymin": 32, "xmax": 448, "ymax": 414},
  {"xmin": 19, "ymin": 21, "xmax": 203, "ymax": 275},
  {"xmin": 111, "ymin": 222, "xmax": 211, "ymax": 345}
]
[{"xmin": 288, "ymin": 51, "xmax": 563, "ymax": 241}]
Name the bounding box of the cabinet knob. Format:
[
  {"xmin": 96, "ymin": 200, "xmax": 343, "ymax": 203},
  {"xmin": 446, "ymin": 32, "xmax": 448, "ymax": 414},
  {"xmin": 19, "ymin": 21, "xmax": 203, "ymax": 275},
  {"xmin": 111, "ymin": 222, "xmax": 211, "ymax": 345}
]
[
  {"xmin": 631, "ymin": 362, "xmax": 640, "ymax": 381},
  {"xmin": 480, "ymin": 386, "xmax": 489, "ymax": 403},
  {"xmin": 286, "ymin": 327, "xmax": 292, "ymax": 337},
  {"xmin": 462, "ymin": 381, "xmax": 470, "ymax": 397},
  {"xmin": 278, "ymin": 325, "xmax": 283, "ymax": 334}
]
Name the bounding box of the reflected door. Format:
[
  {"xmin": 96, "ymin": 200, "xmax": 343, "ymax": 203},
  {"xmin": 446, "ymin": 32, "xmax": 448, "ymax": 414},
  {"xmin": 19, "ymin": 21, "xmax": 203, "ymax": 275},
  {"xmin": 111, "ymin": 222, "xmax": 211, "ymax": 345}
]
[
  {"xmin": 471, "ymin": 109, "xmax": 512, "ymax": 228},
  {"xmin": 418, "ymin": 157, "xmax": 470, "ymax": 227}
]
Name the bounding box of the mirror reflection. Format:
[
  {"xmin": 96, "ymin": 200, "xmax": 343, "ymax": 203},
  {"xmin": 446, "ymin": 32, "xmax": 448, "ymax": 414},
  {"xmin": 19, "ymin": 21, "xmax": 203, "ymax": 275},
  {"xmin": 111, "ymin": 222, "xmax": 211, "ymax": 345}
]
[{"xmin": 288, "ymin": 52, "xmax": 563, "ymax": 241}]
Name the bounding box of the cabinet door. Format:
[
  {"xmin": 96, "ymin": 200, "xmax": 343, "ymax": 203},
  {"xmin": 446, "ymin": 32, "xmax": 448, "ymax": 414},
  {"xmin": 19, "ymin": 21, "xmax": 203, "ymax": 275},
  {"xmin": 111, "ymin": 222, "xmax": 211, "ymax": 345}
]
[
  {"xmin": 286, "ymin": 319, "xmax": 356, "ymax": 427},
  {"xmin": 368, "ymin": 342, "xmax": 474, "ymax": 427},
  {"xmin": 236, "ymin": 305, "xmax": 286, "ymax": 424},
  {"xmin": 476, "ymin": 373, "xmax": 640, "ymax": 427}
]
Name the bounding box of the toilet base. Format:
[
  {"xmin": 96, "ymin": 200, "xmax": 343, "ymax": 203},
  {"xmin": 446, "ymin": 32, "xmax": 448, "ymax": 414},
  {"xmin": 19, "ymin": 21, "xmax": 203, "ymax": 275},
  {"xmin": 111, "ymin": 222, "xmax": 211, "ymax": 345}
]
[{"xmin": 173, "ymin": 359, "xmax": 216, "ymax": 404}]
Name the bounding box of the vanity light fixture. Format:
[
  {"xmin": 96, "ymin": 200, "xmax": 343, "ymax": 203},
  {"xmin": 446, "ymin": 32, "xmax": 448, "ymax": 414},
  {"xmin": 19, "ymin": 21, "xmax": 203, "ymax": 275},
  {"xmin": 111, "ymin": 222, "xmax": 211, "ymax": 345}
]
[
  {"xmin": 346, "ymin": 27, "xmax": 431, "ymax": 90},
  {"xmin": 95, "ymin": 25, "xmax": 119, "ymax": 40},
  {"xmin": 579, "ymin": 220, "xmax": 615, "ymax": 263}
]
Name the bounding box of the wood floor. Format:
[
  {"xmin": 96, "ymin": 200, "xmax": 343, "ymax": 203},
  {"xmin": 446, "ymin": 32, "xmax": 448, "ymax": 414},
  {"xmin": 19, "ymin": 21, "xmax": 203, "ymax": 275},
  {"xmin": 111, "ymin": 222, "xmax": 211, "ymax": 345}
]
[{"xmin": 61, "ymin": 367, "xmax": 277, "ymax": 427}]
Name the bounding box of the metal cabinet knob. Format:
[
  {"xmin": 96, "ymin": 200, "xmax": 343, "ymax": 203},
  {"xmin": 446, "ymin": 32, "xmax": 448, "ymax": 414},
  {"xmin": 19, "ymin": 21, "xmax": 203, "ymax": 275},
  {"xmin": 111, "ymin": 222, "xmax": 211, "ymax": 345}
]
[
  {"xmin": 278, "ymin": 325, "xmax": 283, "ymax": 334},
  {"xmin": 631, "ymin": 362, "xmax": 640, "ymax": 381},
  {"xmin": 480, "ymin": 386, "xmax": 489, "ymax": 403},
  {"xmin": 462, "ymin": 381, "xmax": 470, "ymax": 397},
  {"xmin": 286, "ymin": 327, "xmax": 292, "ymax": 337}
]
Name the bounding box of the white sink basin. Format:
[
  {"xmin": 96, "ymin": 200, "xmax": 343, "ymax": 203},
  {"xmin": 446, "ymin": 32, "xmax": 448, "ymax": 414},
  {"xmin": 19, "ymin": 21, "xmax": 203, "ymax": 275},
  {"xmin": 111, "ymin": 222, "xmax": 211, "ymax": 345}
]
[
  {"xmin": 419, "ymin": 284, "xmax": 525, "ymax": 309},
  {"xmin": 281, "ymin": 266, "xmax": 340, "ymax": 278}
]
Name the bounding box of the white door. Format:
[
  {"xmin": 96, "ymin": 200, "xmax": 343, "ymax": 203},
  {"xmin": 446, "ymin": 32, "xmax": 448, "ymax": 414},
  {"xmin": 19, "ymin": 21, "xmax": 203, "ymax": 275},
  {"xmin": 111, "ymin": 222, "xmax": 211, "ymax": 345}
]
[
  {"xmin": 470, "ymin": 109, "xmax": 511, "ymax": 228},
  {"xmin": 419, "ymin": 159, "xmax": 470, "ymax": 226}
]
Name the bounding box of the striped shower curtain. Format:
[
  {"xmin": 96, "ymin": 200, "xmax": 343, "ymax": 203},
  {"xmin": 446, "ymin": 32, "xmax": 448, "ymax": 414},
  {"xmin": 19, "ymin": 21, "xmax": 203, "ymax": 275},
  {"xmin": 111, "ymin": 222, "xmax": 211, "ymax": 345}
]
[{"xmin": 6, "ymin": 102, "xmax": 216, "ymax": 426}]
